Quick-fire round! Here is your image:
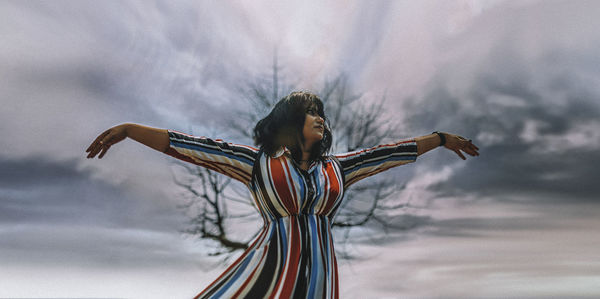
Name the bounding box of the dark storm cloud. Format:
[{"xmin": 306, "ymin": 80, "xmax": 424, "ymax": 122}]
[
  {"xmin": 411, "ymin": 78, "xmax": 600, "ymax": 200},
  {"xmin": 410, "ymin": 72, "xmax": 600, "ymax": 200},
  {"xmin": 0, "ymin": 156, "xmax": 180, "ymax": 230},
  {"xmin": 403, "ymin": 1, "xmax": 600, "ymax": 202},
  {"xmin": 0, "ymin": 155, "xmax": 202, "ymax": 268},
  {"xmin": 443, "ymin": 69, "xmax": 598, "ymax": 200}
]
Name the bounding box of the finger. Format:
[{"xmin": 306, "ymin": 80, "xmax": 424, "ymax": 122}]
[
  {"xmin": 88, "ymin": 143, "xmax": 102, "ymax": 158},
  {"xmin": 86, "ymin": 142, "xmax": 98, "ymax": 158},
  {"xmin": 468, "ymin": 143, "xmax": 480, "ymax": 155},
  {"xmin": 89, "ymin": 138, "xmax": 108, "ymax": 159},
  {"xmin": 86, "ymin": 136, "xmax": 100, "ymax": 152},
  {"xmin": 86, "ymin": 131, "xmax": 109, "ymax": 152},
  {"xmin": 98, "ymin": 144, "xmax": 111, "ymax": 159},
  {"xmin": 94, "ymin": 132, "xmax": 116, "ymax": 155},
  {"xmin": 100, "ymin": 133, "xmax": 113, "ymax": 146},
  {"xmin": 466, "ymin": 140, "xmax": 479, "ymax": 150},
  {"xmin": 96, "ymin": 147, "xmax": 106, "ymax": 159},
  {"xmin": 87, "ymin": 148, "xmax": 98, "ymax": 159},
  {"xmin": 86, "ymin": 140, "xmax": 99, "ymax": 153},
  {"xmin": 454, "ymin": 149, "xmax": 466, "ymax": 160},
  {"xmin": 463, "ymin": 147, "xmax": 478, "ymax": 156},
  {"xmin": 90, "ymin": 141, "xmax": 104, "ymax": 158},
  {"xmin": 93, "ymin": 129, "xmax": 112, "ymax": 147}
]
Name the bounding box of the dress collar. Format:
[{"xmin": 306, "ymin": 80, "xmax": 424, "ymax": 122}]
[
  {"xmin": 273, "ymin": 147, "xmax": 320, "ymax": 173},
  {"xmin": 272, "ymin": 146, "xmax": 291, "ymax": 158}
]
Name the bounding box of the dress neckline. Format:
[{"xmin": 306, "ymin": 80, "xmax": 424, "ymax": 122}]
[{"xmin": 272, "ymin": 146, "xmax": 319, "ymax": 173}]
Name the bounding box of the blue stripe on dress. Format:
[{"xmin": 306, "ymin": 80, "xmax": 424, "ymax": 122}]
[
  {"xmin": 172, "ymin": 141, "xmax": 254, "ymax": 165},
  {"xmin": 343, "ymin": 154, "xmax": 416, "ymax": 177},
  {"xmin": 307, "ymin": 215, "xmax": 320, "ymax": 298},
  {"xmin": 292, "ymin": 167, "xmax": 306, "ymax": 211},
  {"xmin": 310, "ymin": 171, "xmax": 322, "ymax": 214},
  {"xmin": 211, "ymin": 250, "xmax": 255, "ymax": 299},
  {"xmin": 278, "ymin": 217, "xmax": 288, "ymax": 266}
]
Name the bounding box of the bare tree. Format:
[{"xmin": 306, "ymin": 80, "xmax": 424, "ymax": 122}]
[
  {"xmin": 172, "ymin": 57, "xmax": 420, "ymax": 257},
  {"xmin": 172, "ymin": 161, "xmax": 252, "ymax": 255}
]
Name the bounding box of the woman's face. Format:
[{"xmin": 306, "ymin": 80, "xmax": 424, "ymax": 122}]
[{"xmin": 302, "ymin": 105, "xmax": 325, "ymax": 148}]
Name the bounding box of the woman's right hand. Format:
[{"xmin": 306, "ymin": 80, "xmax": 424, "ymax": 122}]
[
  {"xmin": 86, "ymin": 124, "xmax": 129, "ymax": 159},
  {"xmin": 443, "ymin": 133, "xmax": 480, "ymax": 160}
]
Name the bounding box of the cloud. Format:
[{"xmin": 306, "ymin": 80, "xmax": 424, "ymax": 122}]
[
  {"xmin": 0, "ymin": 155, "xmax": 184, "ymax": 227},
  {"xmin": 401, "ymin": 0, "xmax": 600, "ymax": 202},
  {"xmin": 0, "ymin": 155, "xmax": 204, "ymax": 269},
  {"xmin": 0, "ymin": 224, "xmax": 203, "ymax": 269},
  {"xmin": 0, "ymin": 1, "xmax": 264, "ymax": 162}
]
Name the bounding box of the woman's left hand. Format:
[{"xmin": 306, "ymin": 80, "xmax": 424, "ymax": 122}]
[{"xmin": 443, "ymin": 133, "xmax": 480, "ymax": 160}]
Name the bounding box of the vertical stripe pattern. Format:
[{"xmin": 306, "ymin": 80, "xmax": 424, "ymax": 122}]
[{"xmin": 164, "ymin": 130, "xmax": 417, "ymax": 298}]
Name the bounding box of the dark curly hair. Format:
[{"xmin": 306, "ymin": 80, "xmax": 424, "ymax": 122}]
[{"xmin": 253, "ymin": 91, "xmax": 332, "ymax": 163}]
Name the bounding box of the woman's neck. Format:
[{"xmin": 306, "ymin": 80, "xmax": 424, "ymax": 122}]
[
  {"xmin": 299, "ymin": 141, "xmax": 313, "ymax": 162},
  {"xmin": 301, "ymin": 151, "xmax": 311, "ymax": 162},
  {"xmin": 295, "ymin": 150, "xmax": 310, "ymax": 171}
]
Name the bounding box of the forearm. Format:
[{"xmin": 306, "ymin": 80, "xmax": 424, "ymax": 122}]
[
  {"xmin": 125, "ymin": 123, "xmax": 170, "ymax": 153},
  {"xmin": 414, "ymin": 133, "xmax": 443, "ymax": 156}
]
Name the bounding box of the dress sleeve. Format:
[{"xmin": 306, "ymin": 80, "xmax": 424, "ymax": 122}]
[
  {"xmin": 164, "ymin": 130, "xmax": 258, "ymax": 185},
  {"xmin": 333, "ymin": 139, "xmax": 418, "ymax": 188}
]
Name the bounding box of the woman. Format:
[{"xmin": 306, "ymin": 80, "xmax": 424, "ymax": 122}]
[{"xmin": 86, "ymin": 91, "xmax": 479, "ymax": 298}]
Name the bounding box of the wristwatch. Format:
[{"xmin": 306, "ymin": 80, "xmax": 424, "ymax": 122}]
[{"xmin": 432, "ymin": 131, "xmax": 446, "ymax": 147}]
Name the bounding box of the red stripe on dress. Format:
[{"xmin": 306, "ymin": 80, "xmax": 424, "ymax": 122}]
[
  {"xmin": 281, "ymin": 159, "xmax": 299, "ymax": 214},
  {"xmin": 165, "ymin": 148, "xmax": 252, "ymax": 183},
  {"xmin": 316, "ymin": 166, "xmax": 329, "ymax": 214},
  {"xmin": 333, "ymin": 254, "xmax": 339, "ymax": 299},
  {"xmin": 269, "ymin": 157, "xmax": 296, "ymax": 215},
  {"xmin": 277, "ymin": 216, "xmax": 301, "ymax": 298},
  {"xmin": 321, "ymin": 164, "xmax": 341, "ymax": 214}
]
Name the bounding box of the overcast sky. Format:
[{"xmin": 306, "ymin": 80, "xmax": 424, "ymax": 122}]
[{"xmin": 1, "ymin": 1, "xmax": 600, "ymax": 298}]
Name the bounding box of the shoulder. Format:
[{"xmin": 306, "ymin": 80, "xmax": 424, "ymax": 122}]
[{"xmin": 325, "ymin": 155, "xmax": 343, "ymax": 170}]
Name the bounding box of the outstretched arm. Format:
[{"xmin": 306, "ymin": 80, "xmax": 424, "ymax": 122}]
[
  {"xmin": 86, "ymin": 123, "xmax": 169, "ymax": 159},
  {"xmin": 415, "ymin": 132, "xmax": 479, "ymax": 160},
  {"xmin": 86, "ymin": 124, "xmax": 258, "ymax": 184},
  {"xmin": 334, "ymin": 132, "xmax": 479, "ymax": 188}
]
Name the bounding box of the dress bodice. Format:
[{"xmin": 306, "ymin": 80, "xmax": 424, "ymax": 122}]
[{"xmin": 249, "ymin": 152, "xmax": 344, "ymax": 223}]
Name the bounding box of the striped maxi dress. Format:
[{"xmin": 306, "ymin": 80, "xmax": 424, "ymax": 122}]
[{"xmin": 164, "ymin": 130, "xmax": 418, "ymax": 299}]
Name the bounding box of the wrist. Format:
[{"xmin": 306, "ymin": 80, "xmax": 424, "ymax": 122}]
[
  {"xmin": 432, "ymin": 131, "xmax": 446, "ymax": 147},
  {"xmin": 121, "ymin": 123, "xmax": 133, "ymax": 138}
]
